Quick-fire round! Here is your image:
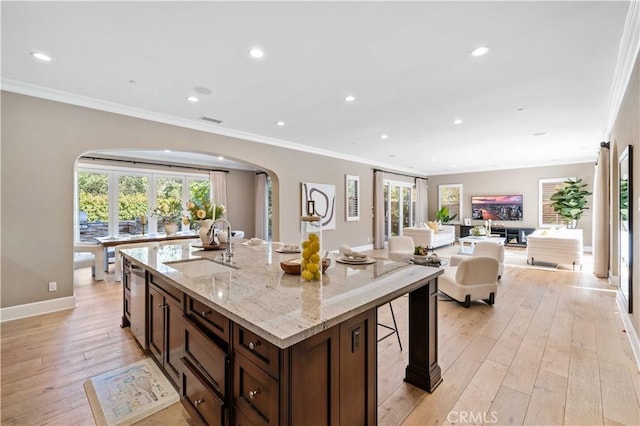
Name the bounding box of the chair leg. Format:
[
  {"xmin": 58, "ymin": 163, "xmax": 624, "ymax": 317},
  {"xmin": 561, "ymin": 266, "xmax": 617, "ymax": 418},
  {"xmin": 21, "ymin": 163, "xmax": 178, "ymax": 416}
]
[
  {"xmin": 377, "ymin": 302, "xmax": 402, "ymax": 351},
  {"xmin": 461, "ymin": 295, "xmax": 471, "ymax": 308},
  {"xmin": 483, "ymin": 292, "xmax": 495, "ymax": 306}
]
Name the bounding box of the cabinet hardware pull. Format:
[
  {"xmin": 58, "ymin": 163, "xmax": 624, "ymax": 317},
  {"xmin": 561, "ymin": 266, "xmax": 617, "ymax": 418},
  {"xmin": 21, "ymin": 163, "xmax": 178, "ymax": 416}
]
[
  {"xmin": 158, "ymin": 303, "xmax": 167, "ymax": 309},
  {"xmin": 248, "ymin": 340, "xmax": 260, "ymax": 350},
  {"xmin": 193, "ymin": 399, "xmax": 204, "ymax": 406},
  {"xmin": 201, "ymin": 310, "xmax": 211, "ymax": 317},
  {"xmin": 249, "ymin": 389, "xmax": 260, "ymax": 400}
]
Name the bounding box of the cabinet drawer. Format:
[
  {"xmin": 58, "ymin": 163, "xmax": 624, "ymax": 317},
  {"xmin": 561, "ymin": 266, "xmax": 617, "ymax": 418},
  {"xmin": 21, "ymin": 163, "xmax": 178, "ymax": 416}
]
[
  {"xmin": 187, "ymin": 297, "xmax": 230, "ymax": 343},
  {"xmin": 233, "ymin": 406, "xmax": 253, "ymax": 426},
  {"xmin": 234, "ymin": 352, "xmax": 279, "ymax": 426},
  {"xmin": 184, "ymin": 317, "xmax": 228, "ymax": 398},
  {"xmin": 182, "ymin": 359, "xmax": 225, "ymax": 426},
  {"xmin": 233, "ymin": 326, "xmax": 279, "ymax": 378}
]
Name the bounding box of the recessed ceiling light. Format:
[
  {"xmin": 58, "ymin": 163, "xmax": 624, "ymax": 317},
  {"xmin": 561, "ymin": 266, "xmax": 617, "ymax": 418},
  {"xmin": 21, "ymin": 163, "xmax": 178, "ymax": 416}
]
[
  {"xmin": 218, "ymin": 156, "xmax": 224, "ymax": 161},
  {"xmin": 533, "ymin": 132, "xmax": 547, "ymax": 136},
  {"xmin": 345, "ymin": 95, "xmax": 356, "ymax": 102},
  {"xmin": 471, "ymin": 46, "xmax": 490, "ymax": 57},
  {"xmin": 249, "ymin": 48, "xmax": 264, "ymax": 58},
  {"xmin": 186, "ymin": 96, "xmax": 199, "ymax": 103},
  {"xmin": 381, "ymin": 134, "xmax": 389, "ymax": 140},
  {"xmin": 164, "ymin": 149, "xmax": 171, "ymax": 153},
  {"xmin": 516, "ymin": 107, "xmax": 524, "ymax": 111},
  {"xmin": 31, "ymin": 51, "xmax": 51, "ymax": 62},
  {"xmin": 276, "ymin": 121, "xmax": 285, "ymax": 126},
  {"xmin": 453, "ymin": 119, "xmax": 463, "ymax": 125},
  {"xmin": 388, "ymin": 154, "xmax": 396, "ymax": 158}
]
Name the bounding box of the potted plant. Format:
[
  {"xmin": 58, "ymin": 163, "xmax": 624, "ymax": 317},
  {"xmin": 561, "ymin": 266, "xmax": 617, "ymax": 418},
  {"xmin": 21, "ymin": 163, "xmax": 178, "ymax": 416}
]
[
  {"xmin": 549, "ymin": 178, "xmax": 592, "ymax": 228},
  {"xmin": 436, "ymin": 206, "xmax": 457, "ymax": 226},
  {"xmin": 152, "ymin": 199, "xmax": 182, "ymax": 235}
]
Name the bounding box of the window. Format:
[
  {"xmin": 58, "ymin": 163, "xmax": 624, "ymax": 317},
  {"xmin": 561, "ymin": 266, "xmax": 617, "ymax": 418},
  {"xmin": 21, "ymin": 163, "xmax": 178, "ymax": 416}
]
[
  {"xmin": 384, "ymin": 180, "xmax": 415, "ymax": 239},
  {"xmin": 539, "ymin": 177, "xmax": 573, "ymax": 227},
  {"xmin": 345, "ymin": 175, "xmax": 360, "ymax": 221},
  {"xmin": 78, "ymin": 170, "xmax": 110, "ymax": 241},
  {"xmin": 118, "ymin": 174, "xmax": 149, "ymax": 237},
  {"xmin": 438, "ymin": 184, "xmax": 462, "ymax": 224},
  {"xmin": 77, "ymin": 163, "xmax": 209, "ymax": 241}
]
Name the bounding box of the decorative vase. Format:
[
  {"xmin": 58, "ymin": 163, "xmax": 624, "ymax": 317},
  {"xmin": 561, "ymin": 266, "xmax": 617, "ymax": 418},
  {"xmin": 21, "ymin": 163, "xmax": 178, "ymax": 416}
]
[
  {"xmin": 301, "ymin": 200, "xmax": 322, "ymax": 282},
  {"xmin": 199, "ymin": 219, "xmax": 214, "ymax": 245},
  {"xmin": 163, "ymin": 222, "xmax": 179, "ymax": 235}
]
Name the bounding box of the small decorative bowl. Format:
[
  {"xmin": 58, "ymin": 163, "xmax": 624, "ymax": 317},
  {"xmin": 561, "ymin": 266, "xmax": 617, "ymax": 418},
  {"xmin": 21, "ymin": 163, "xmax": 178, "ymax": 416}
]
[
  {"xmin": 280, "ymin": 258, "xmax": 331, "ymax": 275},
  {"xmin": 412, "ymin": 255, "xmax": 429, "ymax": 265}
]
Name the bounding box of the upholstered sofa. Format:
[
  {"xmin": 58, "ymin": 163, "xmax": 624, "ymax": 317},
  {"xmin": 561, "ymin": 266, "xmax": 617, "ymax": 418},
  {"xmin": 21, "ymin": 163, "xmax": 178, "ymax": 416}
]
[
  {"xmin": 526, "ymin": 228, "xmax": 583, "ymax": 270},
  {"xmin": 403, "ymin": 225, "xmax": 455, "ymax": 251}
]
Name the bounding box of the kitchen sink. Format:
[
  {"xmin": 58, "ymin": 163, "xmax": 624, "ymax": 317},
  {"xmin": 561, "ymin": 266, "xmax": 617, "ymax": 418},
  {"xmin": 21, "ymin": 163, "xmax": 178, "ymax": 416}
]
[{"xmin": 165, "ymin": 259, "xmax": 235, "ymax": 277}]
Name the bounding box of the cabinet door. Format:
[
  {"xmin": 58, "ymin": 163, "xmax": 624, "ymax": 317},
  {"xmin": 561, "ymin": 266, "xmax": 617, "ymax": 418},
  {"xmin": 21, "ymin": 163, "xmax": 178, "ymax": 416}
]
[
  {"xmin": 165, "ymin": 295, "xmax": 184, "ymax": 384},
  {"xmin": 148, "ymin": 285, "xmax": 165, "ymax": 364}
]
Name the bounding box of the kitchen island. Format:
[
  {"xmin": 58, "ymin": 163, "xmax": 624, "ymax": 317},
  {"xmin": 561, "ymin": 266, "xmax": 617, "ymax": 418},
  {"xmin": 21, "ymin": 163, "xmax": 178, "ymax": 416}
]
[{"xmin": 121, "ymin": 241, "xmax": 442, "ymax": 425}]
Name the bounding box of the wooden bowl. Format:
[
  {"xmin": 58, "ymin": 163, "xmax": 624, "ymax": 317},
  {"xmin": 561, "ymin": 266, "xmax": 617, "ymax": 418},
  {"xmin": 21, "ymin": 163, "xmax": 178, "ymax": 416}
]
[{"xmin": 280, "ymin": 258, "xmax": 330, "ymax": 275}]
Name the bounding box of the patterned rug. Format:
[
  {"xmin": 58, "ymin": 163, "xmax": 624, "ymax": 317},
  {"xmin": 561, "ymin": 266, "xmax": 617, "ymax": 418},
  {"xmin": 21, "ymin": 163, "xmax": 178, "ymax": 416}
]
[{"xmin": 84, "ymin": 358, "xmax": 179, "ymax": 426}]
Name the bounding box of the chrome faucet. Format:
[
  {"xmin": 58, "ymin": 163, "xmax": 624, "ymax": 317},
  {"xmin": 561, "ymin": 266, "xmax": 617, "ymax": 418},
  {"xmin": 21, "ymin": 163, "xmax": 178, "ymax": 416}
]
[{"xmin": 209, "ymin": 218, "xmax": 233, "ymax": 262}]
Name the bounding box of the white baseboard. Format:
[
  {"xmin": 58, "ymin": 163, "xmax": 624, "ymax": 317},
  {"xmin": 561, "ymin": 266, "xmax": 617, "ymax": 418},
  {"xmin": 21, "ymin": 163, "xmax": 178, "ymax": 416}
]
[
  {"xmin": 616, "ymin": 291, "xmax": 640, "ymax": 371},
  {"xmin": 0, "ymin": 296, "xmax": 76, "ymax": 322}
]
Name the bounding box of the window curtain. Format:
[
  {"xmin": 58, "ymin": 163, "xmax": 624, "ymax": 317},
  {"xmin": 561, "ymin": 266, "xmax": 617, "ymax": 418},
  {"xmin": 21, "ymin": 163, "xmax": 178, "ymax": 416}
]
[
  {"xmin": 373, "ymin": 171, "xmax": 388, "ymax": 249},
  {"xmin": 415, "ymin": 178, "xmax": 429, "ymax": 226},
  {"xmin": 592, "ymin": 142, "xmax": 610, "ymax": 278},
  {"xmin": 210, "ymin": 171, "xmax": 228, "ymax": 218},
  {"xmin": 254, "ymin": 173, "xmax": 268, "ymax": 240}
]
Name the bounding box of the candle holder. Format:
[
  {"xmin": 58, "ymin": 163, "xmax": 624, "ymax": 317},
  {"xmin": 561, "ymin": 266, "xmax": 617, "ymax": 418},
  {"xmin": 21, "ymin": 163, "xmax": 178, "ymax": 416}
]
[{"xmin": 140, "ymin": 215, "xmax": 147, "ymax": 235}]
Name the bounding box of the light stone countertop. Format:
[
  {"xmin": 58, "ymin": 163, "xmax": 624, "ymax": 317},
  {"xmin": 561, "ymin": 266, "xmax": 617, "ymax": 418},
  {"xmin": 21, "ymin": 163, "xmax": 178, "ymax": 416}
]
[{"xmin": 121, "ymin": 240, "xmax": 443, "ymax": 349}]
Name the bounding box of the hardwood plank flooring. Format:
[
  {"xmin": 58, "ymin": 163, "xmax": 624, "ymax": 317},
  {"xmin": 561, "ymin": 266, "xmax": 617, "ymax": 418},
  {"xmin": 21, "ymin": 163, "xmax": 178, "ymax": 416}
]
[{"xmin": 1, "ymin": 248, "xmax": 638, "ymax": 425}]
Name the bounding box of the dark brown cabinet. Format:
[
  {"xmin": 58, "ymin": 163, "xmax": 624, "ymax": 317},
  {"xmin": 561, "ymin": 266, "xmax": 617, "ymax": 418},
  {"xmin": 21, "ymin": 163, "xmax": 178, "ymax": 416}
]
[
  {"xmin": 148, "ymin": 275, "xmax": 184, "ymax": 386},
  {"xmin": 459, "ymin": 225, "xmax": 535, "ymax": 247}
]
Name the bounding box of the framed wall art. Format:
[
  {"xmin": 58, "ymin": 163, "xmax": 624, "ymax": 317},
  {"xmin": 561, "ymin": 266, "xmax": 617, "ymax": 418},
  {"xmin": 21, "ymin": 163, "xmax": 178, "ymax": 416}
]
[
  {"xmin": 301, "ymin": 182, "xmax": 336, "ymax": 230},
  {"xmin": 345, "ymin": 174, "xmax": 360, "ymax": 221}
]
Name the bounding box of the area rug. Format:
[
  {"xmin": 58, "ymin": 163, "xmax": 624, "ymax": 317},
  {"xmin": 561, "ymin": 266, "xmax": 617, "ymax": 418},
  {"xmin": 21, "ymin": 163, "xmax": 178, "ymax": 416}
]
[{"xmin": 84, "ymin": 358, "xmax": 179, "ymax": 426}]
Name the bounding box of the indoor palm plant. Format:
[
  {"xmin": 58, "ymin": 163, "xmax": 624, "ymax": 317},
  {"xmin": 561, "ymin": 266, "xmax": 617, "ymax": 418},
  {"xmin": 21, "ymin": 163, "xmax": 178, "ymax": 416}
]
[
  {"xmin": 436, "ymin": 206, "xmax": 457, "ymax": 225},
  {"xmin": 549, "ymin": 178, "xmax": 592, "ymax": 228}
]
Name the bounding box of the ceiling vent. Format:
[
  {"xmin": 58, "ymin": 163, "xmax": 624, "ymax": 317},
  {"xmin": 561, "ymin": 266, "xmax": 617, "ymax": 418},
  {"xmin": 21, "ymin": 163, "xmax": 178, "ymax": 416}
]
[{"xmin": 198, "ymin": 116, "xmax": 223, "ymax": 124}]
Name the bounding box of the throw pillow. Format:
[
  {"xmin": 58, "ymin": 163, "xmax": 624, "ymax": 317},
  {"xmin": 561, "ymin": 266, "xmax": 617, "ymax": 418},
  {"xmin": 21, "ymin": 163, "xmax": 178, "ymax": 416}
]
[{"xmin": 427, "ymin": 221, "xmax": 439, "ymax": 233}]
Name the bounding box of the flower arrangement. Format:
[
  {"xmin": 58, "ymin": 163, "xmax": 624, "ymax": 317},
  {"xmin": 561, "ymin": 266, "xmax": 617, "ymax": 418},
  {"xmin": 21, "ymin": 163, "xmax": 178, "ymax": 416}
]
[
  {"xmin": 183, "ymin": 198, "xmax": 225, "ymax": 227},
  {"xmin": 469, "ymin": 226, "xmax": 488, "ymax": 237},
  {"xmin": 151, "ymin": 199, "xmax": 182, "ymax": 223}
]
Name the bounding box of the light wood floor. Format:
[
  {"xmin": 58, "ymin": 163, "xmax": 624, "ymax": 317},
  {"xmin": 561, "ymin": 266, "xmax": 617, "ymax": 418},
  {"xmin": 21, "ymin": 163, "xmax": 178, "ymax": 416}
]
[{"xmin": 2, "ymin": 250, "xmax": 639, "ymax": 425}]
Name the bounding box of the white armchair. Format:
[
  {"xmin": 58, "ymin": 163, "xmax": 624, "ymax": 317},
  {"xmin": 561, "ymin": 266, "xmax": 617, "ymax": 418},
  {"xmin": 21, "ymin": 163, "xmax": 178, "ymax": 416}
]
[
  {"xmin": 450, "ymin": 241, "xmax": 505, "ymax": 279},
  {"xmin": 439, "ymin": 256, "xmax": 499, "ymax": 308},
  {"xmin": 74, "ymin": 243, "xmax": 105, "ymax": 281},
  {"xmin": 388, "ymin": 236, "xmax": 415, "ymax": 262}
]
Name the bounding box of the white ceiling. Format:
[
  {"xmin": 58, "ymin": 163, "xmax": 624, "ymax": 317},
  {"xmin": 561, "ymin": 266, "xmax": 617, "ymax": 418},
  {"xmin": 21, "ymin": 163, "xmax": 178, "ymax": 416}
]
[{"xmin": 1, "ymin": 1, "xmax": 630, "ymax": 175}]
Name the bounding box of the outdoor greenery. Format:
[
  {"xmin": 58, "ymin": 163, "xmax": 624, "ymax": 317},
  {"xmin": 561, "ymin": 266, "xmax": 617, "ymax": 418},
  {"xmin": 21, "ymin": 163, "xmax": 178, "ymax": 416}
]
[
  {"xmin": 549, "ymin": 178, "xmax": 592, "ymax": 228},
  {"xmin": 78, "ymin": 171, "xmax": 209, "ymax": 224}
]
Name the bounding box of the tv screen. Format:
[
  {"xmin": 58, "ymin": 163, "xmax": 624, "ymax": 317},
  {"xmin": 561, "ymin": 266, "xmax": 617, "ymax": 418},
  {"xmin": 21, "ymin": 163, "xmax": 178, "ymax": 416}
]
[{"xmin": 471, "ymin": 195, "xmax": 523, "ymax": 221}]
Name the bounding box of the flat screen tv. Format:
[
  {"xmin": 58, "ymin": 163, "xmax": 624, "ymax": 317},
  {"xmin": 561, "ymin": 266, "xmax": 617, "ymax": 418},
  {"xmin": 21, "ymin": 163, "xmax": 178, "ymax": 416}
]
[{"xmin": 471, "ymin": 195, "xmax": 523, "ymax": 221}]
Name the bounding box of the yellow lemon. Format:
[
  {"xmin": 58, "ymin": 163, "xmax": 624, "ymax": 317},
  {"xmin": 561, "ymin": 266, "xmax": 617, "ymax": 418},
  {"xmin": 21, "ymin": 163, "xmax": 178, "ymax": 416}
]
[
  {"xmin": 302, "ymin": 241, "xmax": 310, "ymax": 249},
  {"xmin": 308, "ymin": 233, "xmax": 319, "ymax": 242},
  {"xmin": 302, "ymin": 248, "xmax": 311, "ymax": 260},
  {"xmin": 307, "ymin": 263, "xmax": 319, "ymax": 273},
  {"xmin": 314, "ymin": 272, "xmax": 321, "ymax": 281},
  {"xmin": 301, "ymin": 270, "xmax": 314, "ymax": 281},
  {"xmin": 310, "ymin": 241, "xmax": 320, "ymax": 253},
  {"xmin": 310, "ymin": 253, "xmax": 320, "ymax": 263}
]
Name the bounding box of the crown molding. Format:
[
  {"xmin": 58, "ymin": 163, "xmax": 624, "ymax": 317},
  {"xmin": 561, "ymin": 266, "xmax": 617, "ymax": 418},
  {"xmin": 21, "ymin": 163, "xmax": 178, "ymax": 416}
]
[
  {"xmin": 605, "ymin": 0, "xmax": 640, "ymax": 139},
  {"xmin": 1, "ymin": 79, "xmax": 424, "ymax": 175}
]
